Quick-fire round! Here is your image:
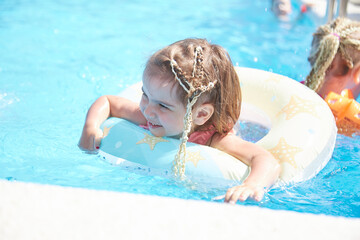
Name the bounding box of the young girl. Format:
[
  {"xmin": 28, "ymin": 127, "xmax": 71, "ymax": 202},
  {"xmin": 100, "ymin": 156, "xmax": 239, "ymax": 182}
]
[
  {"xmin": 305, "ymin": 17, "xmax": 360, "ymax": 100},
  {"xmin": 79, "ymin": 38, "xmax": 280, "ymax": 203}
]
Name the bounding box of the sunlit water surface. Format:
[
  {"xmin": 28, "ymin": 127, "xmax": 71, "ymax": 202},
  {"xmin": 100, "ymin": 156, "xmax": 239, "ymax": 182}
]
[{"xmin": 1, "ymin": 0, "xmax": 359, "ymax": 218}]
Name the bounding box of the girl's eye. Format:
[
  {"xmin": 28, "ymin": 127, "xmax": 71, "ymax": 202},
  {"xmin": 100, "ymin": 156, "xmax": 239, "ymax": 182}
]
[
  {"xmin": 142, "ymin": 92, "xmax": 148, "ymax": 99},
  {"xmin": 141, "ymin": 88, "xmax": 148, "ymax": 98},
  {"xmin": 159, "ymin": 103, "xmax": 169, "ymax": 110}
]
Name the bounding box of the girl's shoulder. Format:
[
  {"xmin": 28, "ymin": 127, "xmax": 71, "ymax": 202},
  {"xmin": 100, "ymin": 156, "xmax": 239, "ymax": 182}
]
[{"xmin": 210, "ymin": 129, "xmax": 243, "ymax": 148}]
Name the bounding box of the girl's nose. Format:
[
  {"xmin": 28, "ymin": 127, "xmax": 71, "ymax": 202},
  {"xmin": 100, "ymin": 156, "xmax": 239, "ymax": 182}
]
[{"xmin": 143, "ymin": 103, "xmax": 156, "ymax": 119}]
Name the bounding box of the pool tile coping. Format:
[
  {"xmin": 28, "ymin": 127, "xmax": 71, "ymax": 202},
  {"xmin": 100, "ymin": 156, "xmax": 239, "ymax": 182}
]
[{"xmin": 0, "ymin": 180, "xmax": 359, "ymax": 239}]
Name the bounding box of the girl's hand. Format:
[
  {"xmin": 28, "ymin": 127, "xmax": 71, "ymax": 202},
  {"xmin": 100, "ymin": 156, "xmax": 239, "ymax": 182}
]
[
  {"xmin": 78, "ymin": 95, "xmax": 145, "ymax": 154},
  {"xmin": 224, "ymin": 182, "xmax": 265, "ymax": 204},
  {"xmin": 78, "ymin": 126, "xmax": 104, "ymax": 153}
]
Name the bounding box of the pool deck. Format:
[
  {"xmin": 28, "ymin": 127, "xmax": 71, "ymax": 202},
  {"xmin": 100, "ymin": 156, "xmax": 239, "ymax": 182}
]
[
  {"xmin": 308, "ymin": 0, "xmax": 360, "ymax": 21},
  {"xmin": 1, "ymin": 180, "xmax": 359, "ymax": 240},
  {"xmin": 2, "ymin": 1, "xmax": 360, "ymax": 239}
]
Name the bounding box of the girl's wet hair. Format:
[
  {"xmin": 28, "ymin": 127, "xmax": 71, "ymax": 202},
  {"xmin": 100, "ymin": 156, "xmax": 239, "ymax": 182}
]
[
  {"xmin": 143, "ymin": 38, "xmax": 241, "ymax": 177},
  {"xmin": 144, "ymin": 38, "xmax": 241, "ymax": 134},
  {"xmin": 305, "ymin": 17, "xmax": 360, "ymax": 92}
]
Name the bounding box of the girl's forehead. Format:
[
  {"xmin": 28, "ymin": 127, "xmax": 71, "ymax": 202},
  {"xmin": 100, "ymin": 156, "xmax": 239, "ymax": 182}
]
[
  {"xmin": 143, "ymin": 70, "xmax": 175, "ymax": 88},
  {"xmin": 142, "ymin": 71, "xmax": 183, "ymax": 102}
]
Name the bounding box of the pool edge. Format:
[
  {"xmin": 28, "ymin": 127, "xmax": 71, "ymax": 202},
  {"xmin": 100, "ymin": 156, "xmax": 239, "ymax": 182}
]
[{"xmin": 0, "ymin": 180, "xmax": 359, "ymax": 239}]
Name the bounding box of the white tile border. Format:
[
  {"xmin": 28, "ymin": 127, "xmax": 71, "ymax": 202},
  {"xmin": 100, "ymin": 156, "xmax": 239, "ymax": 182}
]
[{"xmin": 0, "ymin": 180, "xmax": 359, "ymax": 240}]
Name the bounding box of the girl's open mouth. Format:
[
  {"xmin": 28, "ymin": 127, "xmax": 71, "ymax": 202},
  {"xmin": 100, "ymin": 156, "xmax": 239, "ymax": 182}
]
[{"xmin": 148, "ymin": 121, "xmax": 162, "ymax": 129}]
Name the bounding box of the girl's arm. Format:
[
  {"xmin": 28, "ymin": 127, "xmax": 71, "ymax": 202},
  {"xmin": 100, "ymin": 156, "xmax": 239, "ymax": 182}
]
[
  {"xmin": 212, "ymin": 134, "xmax": 280, "ymax": 203},
  {"xmin": 78, "ymin": 95, "xmax": 146, "ymax": 152}
]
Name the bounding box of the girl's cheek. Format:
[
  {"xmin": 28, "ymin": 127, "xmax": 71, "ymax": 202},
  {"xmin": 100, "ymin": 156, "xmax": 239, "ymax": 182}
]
[
  {"xmin": 139, "ymin": 104, "xmax": 144, "ymax": 114},
  {"xmin": 139, "ymin": 98, "xmax": 147, "ymax": 113}
]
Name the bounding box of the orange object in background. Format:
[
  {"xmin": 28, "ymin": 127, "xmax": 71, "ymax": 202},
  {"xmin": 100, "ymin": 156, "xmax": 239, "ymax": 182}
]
[{"xmin": 325, "ymin": 89, "xmax": 360, "ymax": 137}]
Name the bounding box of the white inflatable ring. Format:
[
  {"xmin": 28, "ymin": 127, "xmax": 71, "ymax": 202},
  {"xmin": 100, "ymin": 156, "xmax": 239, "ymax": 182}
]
[{"xmin": 99, "ymin": 67, "xmax": 337, "ymax": 184}]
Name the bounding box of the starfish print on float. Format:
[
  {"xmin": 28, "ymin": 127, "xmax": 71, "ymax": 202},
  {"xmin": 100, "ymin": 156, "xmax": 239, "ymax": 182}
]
[
  {"xmin": 278, "ymin": 95, "xmax": 320, "ymax": 120},
  {"xmin": 268, "ymin": 137, "xmax": 303, "ymax": 169},
  {"xmin": 185, "ymin": 151, "xmax": 205, "ymax": 167},
  {"xmin": 102, "ymin": 126, "xmax": 113, "ymax": 138},
  {"xmin": 136, "ymin": 133, "xmax": 169, "ymax": 150}
]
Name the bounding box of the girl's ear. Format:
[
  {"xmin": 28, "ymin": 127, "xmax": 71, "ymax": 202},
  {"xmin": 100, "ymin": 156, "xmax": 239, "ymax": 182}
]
[{"xmin": 193, "ymin": 103, "xmax": 214, "ymax": 126}]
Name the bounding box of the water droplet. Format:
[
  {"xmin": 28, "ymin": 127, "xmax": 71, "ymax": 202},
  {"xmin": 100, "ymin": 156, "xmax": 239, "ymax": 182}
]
[{"xmin": 115, "ymin": 141, "xmax": 122, "ymax": 148}]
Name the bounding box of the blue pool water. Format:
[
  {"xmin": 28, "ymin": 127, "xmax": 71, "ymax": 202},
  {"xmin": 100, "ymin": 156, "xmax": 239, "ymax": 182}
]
[{"xmin": 1, "ymin": 0, "xmax": 359, "ymax": 218}]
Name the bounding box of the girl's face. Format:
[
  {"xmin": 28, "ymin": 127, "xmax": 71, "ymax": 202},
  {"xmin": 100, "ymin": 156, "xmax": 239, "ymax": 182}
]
[{"xmin": 140, "ymin": 72, "xmax": 186, "ymax": 138}]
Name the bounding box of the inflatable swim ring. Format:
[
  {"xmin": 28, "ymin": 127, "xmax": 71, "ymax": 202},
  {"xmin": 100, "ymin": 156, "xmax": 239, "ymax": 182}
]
[
  {"xmin": 100, "ymin": 118, "xmax": 250, "ymax": 182},
  {"xmin": 325, "ymin": 89, "xmax": 360, "ymax": 137},
  {"xmin": 99, "ymin": 67, "xmax": 337, "ymax": 185}
]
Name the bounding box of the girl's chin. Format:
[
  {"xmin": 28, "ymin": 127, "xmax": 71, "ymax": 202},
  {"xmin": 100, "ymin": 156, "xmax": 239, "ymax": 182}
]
[
  {"xmin": 149, "ymin": 130, "xmax": 182, "ymax": 139},
  {"xmin": 149, "ymin": 128, "xmax": 164, "ymax": 137},
  {"xmin": 167, "ymin": 133, "xmax": 182, "ymax": 139}
]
